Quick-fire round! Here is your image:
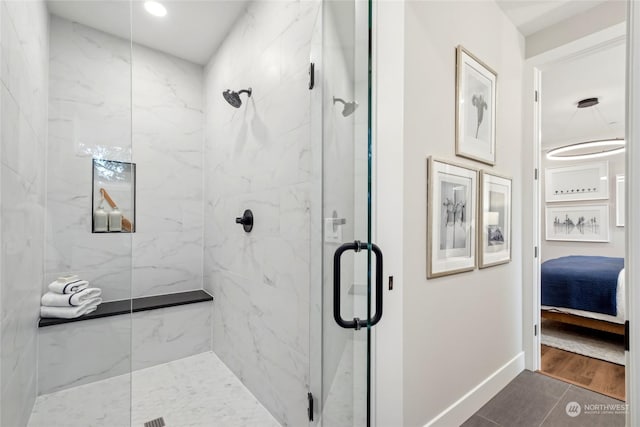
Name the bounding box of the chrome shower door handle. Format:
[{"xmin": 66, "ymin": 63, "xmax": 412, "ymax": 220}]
[{"xmin": 333, "ymin": 240, "xmax": 383, "ymax": 329}]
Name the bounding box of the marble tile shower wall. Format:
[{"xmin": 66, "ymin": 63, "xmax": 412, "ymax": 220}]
[
  {"xmin": 203, "ymin": 1, "xmax": 320, "ymax": 425},
  {"xmin": 47, "ymin": 16, "xmax": 132, "ymax": 302},
  {"xmin": 37, "ymin": 302, "xmax": 211, "ymax": 395},
  {"xmin": 0, "ymin": 1, "xmax": 49, "ymax": 426},
  {"xmin": 46, "ymin": 16, "xmax": 204, "ymax": 301},
  {"xmin": 131, "ymin": 40, "xmax": 204, "ymax": 298}
]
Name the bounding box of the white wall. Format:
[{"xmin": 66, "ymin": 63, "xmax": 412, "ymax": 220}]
[
  {"xmin": 202, "ymin": 1, "xmax": 320, "ymax": 425},
  {"xmin": 0, "ymin": 1, "xmax": 49, "ymax": 426},
  {"xmin": 46, "ymin": 16, "xmax": 204, "ymax": 301},
  {"xmin": 540, "ymin": 154, "xmax": 625, "ymax": 262},
  {"xmin": 403, "ymin": 2, "xmax": 525, "ymax": 425}
]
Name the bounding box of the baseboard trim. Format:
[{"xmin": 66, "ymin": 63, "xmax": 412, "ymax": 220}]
[{"xmin": 424, "ymin": 351, "xmax": 525, "ymax": 427}]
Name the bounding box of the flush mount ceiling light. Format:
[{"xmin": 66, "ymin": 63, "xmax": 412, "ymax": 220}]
[
  {"xmin": 546, "ymin": 97, "xmax": 625, "ymax": 161},
  {"xmin": 144, "ymin": 1, "xmax": 167, "ymax": 17}
]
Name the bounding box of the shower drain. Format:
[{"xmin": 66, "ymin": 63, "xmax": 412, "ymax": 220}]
[{"xmin": 143, "ymin": 417, "xmax": 166, "ymax": 427}]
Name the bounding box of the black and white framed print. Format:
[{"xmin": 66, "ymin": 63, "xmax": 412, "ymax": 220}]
[
  {"xmin": 427, "ymin": 157, "xmax": 477, "ymax": 278},
  {"xmin": 478, "ymin": 171, "xmax": 511, "ymax": 268},
  {"xmin": 455, "ymin": 45, "xmax": 497, "ymax": 166},
  {"xmin": 545, "ymin": 204, "xmax": 609, "ymax": 242},
  {"xmin": 545, "ymin": 161, "xmax": 609, "ymax": 202}
]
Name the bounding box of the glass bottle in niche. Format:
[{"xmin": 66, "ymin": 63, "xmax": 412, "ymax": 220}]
[
  {"xmin": 109, "ymin": 207, "xmax": 122, "ymax": 232},
  {"xmin": 94, "ymin": 204, "xmax": 108, "ymax": 232}
]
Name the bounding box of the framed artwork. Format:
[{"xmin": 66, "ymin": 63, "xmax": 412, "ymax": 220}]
[
  {"xmin": 545, "ymin": 204, "xmax": 609, "ymax": 242},
  {"xmin": 616, "ymin": 174, "xmax": 625, "ymax": 227},
  {"xmin": 478, "ymin": 171, "xmax": 512, "ymax": 268},
  {"xmin": 544, "ymin": 161, "xmax": 609, "ymax": 202},
  {"xmin": 427, "ymin": 157, "xmax": 477, "ymax": 278},
  {"xmin": 455, "ymin": 45, "xmax": 497, "ymax": 166}
]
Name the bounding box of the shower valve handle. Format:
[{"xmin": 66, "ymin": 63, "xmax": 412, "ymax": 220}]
[{"xmin": 235, "ymin": 209, "xmax": 254, "ymax": 233}]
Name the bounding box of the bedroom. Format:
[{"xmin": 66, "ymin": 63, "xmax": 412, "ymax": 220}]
[{"xmin": 537, "ymin": 34, "xmax": 626, "ymax": 401}]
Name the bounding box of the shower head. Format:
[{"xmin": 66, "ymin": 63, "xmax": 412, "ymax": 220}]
[
  {"xmin": 333, "ymin": 97, "xmax": 359, "ymax": 117},
  {"xmin": 223, "ymin": 88, "xmax": 252, "ymax": 108},
  {"xmin": 342, "ymin": 101, "xmax": 358, "ymax": 117}
]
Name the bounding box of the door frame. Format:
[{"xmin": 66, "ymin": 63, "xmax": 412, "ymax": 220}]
[
  {"xmin": 524, "ymin": 16, "xmax": 633, "ymax": 418},
  {"xmin": 625, "ymin": 1, "xmax": 640, "ymax": 424},
  {"xmin": 372, "ymin": 0, "xmax": 404, "ymax": 426}
]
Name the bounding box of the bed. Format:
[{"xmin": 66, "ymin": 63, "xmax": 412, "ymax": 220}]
[{"xmin": 541, "ymin": 255, "xmax": 625, "ymax": 335}]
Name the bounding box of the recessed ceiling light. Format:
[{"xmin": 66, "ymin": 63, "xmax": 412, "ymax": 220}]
[{"xmin": 144, "ymin": 1, "xmax": 167, "ymax": 17}]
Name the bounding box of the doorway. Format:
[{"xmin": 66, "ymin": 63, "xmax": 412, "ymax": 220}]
[{"xmin": 531, "ymin": 25, "xmax": 627, "ymax": 403}]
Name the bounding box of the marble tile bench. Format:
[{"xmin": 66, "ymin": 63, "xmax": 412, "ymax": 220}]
[{"xmin": 37, "ymin": 290, "xmax": 213, "ymax": 395}]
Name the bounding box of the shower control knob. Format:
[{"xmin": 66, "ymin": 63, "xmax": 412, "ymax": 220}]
[{"xmin": 235, "ymin": 209, "xmax": 254, "ymax": 233}]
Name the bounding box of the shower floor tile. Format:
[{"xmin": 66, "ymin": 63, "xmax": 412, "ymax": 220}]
[{"xmin": 28, "ymin": 352, "xmax": 281, "ymax": 427}]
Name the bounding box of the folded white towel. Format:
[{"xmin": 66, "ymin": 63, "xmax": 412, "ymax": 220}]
[
  {"xmin": 40, "ymin": 298, "xmax": 102, "ymax": 319},
  {"xmin": 41, "ymin": 288, "xmax": 102, "ymax": 307},
  {"xmin": 48, "ymin": 279, "xmax": 89, "ymax": 295},
  {"xmin": 57, "ymin": 274, "xmax": 79, "ymax": 282}
]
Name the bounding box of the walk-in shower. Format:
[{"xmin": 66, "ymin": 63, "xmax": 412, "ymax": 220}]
[{"xmin": 0, "ymin": 0, "xmax": 376, "ymax": 426}]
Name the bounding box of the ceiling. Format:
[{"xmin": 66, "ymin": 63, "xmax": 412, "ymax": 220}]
[
  {"xmin": 46, "ymin": 0, "xmax": 250, "ymax": 65},
  {"xmin": 46, "ymin": 0, "xmax": 626, "ymax": 146},
  {"xmin": 46, "ymin": 0, "xmax": 614, "ymax": 67},
  {"xmin": 496, "ymin": 0, "xmax": 626, "ymax": 150},
  {"xmin": 541, "ymin": 42, "xmax": 626, "ymax": 149},
  {"xmin": 496, "ymin": 0, "xmax": 607, "ymax": 36}
]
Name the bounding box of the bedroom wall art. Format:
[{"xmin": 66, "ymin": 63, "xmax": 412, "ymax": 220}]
[
  {"xmin": 544, "ymin": 161, "xmax": 609, "ymax": 202},
  {"xmin": 545, "ymin": 204, "xmax": 609, "ymax": 242},
  {"xmin": 455, "ymin": 45, "xmax": 497, "ymax": 166},
  {"xmin": 427, "ymin": 157, "xmax": 477, "ymax": 278},
  {"xmin": 478, "ymin": 171, "xmax": 512, "ymax": 268},
  {"xmin": 616, "ymin": 174, "xmax": 625, "ymax": 227}
]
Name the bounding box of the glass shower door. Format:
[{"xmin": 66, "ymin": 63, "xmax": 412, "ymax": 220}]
[
  {"xmin": 318, "ymin": 0, "xmax": 379, "ymax": 425},
  {"xmin": 24, "ymin": 1, "xmax": 135, "ymax": 426}
]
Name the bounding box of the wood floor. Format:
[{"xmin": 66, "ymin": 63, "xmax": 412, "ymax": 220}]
[{"xmin": 539, "ymin": 344, "xmax": 625, "ymax": 401}]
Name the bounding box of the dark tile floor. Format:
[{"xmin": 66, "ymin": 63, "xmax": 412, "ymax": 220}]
[{"xmin": 462, "ymin": 370, "xmax": 626, "ymax": 427}]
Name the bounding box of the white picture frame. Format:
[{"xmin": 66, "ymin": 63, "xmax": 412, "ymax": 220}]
[
  {"xmin": 545, "ymin": 161, "xmax": 609, "ymax": 202},
  {"xmin": 455, "ymin": 45, "xmax": 497, "ymax": 166},
  {"xmin": 545, "ymin": 204, "xmax": 609, "ymax": 242},
  {"xmin": 478, "ymin": 171, "xmax": 512, "ymax": 268},
  {"xmin": 616, "ymin": 174, "xmax": 625, "ymax": 227},
  {"xmin": 427, "ymin": 157, "xmax": 477, "ymax": 278}
]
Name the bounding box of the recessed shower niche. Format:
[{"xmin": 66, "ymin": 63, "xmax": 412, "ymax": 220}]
[{"xmin": 92, "ymin": 159, "xmax": 136, "ymax": 233}]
